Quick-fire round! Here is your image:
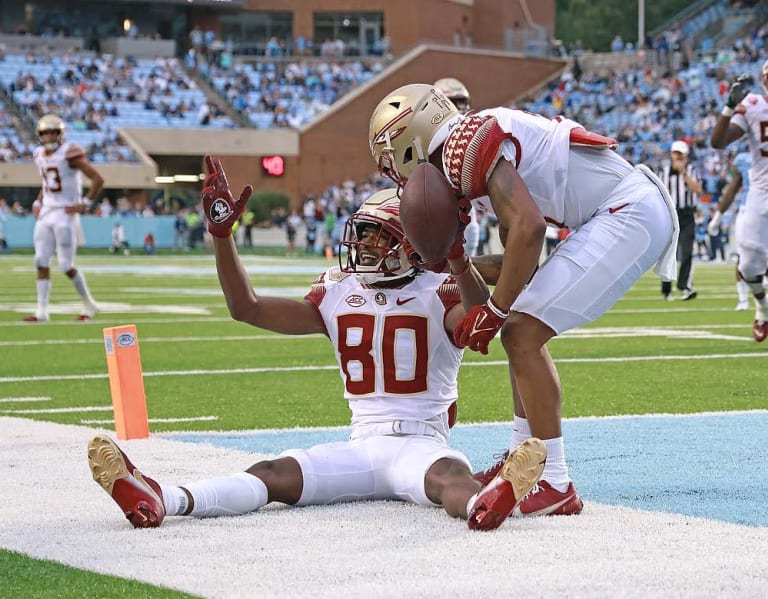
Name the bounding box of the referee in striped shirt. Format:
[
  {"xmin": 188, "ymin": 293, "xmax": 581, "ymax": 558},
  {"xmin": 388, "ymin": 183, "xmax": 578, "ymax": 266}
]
[{"xmin": 659, "ymin": 140, "xmax": 703, "ymax": 301}]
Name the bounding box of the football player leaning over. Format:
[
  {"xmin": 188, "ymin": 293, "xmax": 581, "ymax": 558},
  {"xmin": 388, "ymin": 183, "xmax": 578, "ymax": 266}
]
[
  {"xmin": 369, "ymin": 84, "xmax": 681, "ymax": 516},
  {"xmin": 87, "ymin": 156, "xmax": 547, "ymax": 532}
]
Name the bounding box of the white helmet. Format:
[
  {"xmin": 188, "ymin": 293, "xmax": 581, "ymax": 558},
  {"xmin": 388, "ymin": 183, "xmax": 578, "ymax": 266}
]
[
  {"xmin": 36, "ymin": 113, "xmax": 65, "ymax": 152},
  {"xmin": 369, "ymin": 84, "xmax": 460, "ymax": 187},
  {"xmin": 339, "ymin": 189, "xmax": 416, "ymax": 285},
  {"xmin": 434, "ymin": 77, "xmax": 470, "ymax": 113}
]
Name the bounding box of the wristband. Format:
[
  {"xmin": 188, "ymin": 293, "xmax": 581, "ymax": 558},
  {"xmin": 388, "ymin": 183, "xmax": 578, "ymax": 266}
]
[
  {"xmin": 450, "ymin": 256, "xmax": 471, "ymax": 277},
  {"xmin": 721, "ymin": 106, "xmax": 734, "ymax": 118},
  {"xmin": 487, "ymin": 297, "xmax": 510, "ymax": 319}
]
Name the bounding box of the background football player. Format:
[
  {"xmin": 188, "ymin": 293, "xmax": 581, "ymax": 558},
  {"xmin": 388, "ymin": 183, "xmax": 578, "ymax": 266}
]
[
  {"xmin": 710, "ymin": 60, "xmax": 768, "ymax": 341},
  {"xmin": 26, "ymin": 113, "xmax": 103, "ymax": 322},
  {"xmin": 88, "ymin": 157, "xmax": 546, "ymax": 532}
]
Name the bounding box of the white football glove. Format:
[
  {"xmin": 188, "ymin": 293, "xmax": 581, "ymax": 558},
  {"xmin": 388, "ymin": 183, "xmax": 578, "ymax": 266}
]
[{"xmin": 707, "ymin": 211, "xmax": 722, "ymax": 237}]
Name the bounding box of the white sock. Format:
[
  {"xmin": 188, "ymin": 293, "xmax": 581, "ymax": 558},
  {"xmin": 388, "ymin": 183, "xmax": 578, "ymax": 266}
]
[
  {"xmin": 541, "ymin": 437, "xmax": 570, "ymax": 493},
  {"xmin": 737, "ymin": 280, "xmax": 748, "ymax": 303},
  {"xmin": 508, "ymin": 416, "xmax": 531, "ymax": 451},
  {"xmin": 160, "ymin": 484, "xmax": 189, "ymax": 516},
  {"xmin": 173, "ymin": 472, "xmax": 269, "ymax": 517},
  {"xmin": 36, "ymin": 278, "xmax": 51, "ymax": 314},
  {"xmin": 70, "ymin": 270, "xmax": 95, "ymax": 305},
  {"xmin": 756, "ymin": 296, "xmax": 768, "ymax": 322}
]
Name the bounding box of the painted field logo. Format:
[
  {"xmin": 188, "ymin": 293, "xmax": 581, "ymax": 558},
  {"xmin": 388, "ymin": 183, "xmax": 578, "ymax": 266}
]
[{"xmin": 116, "ymin": 333, "xmax": 136, "ymax": 347}]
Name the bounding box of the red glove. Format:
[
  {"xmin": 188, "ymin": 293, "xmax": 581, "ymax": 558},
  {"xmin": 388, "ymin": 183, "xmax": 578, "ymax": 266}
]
[
  {"xmin": 453, "ymin": 298, "xmax": 509, "ymax": 354},
  {"xmin": 202, "ymin": 155, "xmax": 253, "ymax": 238}
]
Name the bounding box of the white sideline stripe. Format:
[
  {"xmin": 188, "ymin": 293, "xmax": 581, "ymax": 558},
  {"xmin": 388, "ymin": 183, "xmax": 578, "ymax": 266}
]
[
  {"xmin": 2, "ymin": 351, "xmax": 768, "ymax": 384},
  {"xmin": 0, "ymin": 334, "xmax": 322, "ymax": 347},
  {"xmin": 0, "ymin": 316, "xmax": 234, "ymax": 327},
  {"xmin": 158, "ymin": 409, "xmax": 768, "ymax": 437},
  {"xmin": 0, "ymin": 396, "xmax": 51, "ymax": 403},
  {"xmin": 79, "ymin": 416, "xmax": 219, "ymax": 424},
  {"xmin": 0, "ymin": 406, "xmax": 113, "ymax": 414},
  {"xmin": 0, "ymin": 325, "xmax": 751, "ymax": 347}
]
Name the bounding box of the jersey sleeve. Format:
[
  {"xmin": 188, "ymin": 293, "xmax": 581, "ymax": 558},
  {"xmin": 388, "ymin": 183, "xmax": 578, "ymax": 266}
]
[
  {"xmin": 436, "ymin": 278, "xmax": 462, "ymax": 311},
  {"xmin": 65, "ymin": 143, "xmax": 86, "ymax": 162},
  {"xmin": 304, "ymin": 272, "xmax": 327, "ymax": 308}
]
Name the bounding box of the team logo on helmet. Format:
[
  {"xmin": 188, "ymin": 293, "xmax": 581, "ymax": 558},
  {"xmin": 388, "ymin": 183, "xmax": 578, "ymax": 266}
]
[{"xmin": 209, "ymin": 198, "xmax": 232, "ymax": 223}]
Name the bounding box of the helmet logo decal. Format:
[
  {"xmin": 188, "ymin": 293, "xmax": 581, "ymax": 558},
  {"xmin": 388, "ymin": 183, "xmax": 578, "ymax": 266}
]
[
  {"xmin": 209, "ymin": 198, "xmax": 233, "ymax": 223},
  {"xmin": 370, "ymin": 107, "xmax": 414, "ymax": 152}
]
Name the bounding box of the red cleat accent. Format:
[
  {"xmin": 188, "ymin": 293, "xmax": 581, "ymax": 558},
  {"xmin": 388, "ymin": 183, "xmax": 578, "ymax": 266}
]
[
  {"xmin": 467, "ymin": 438, "xmax": 546, "ymax": 531},
  {"xmin": 22, "ymin": 315, "xmax": 47, "ymax": 322},
  {"xmin": 473, "ymin": 451, "xmax": 508, "ymax": 487},
  {"xmin": 753, "ymin": 320, "xmax": 767, "ymax": 342},
  {"xmin": 75, "ymin": 314, "xmax": 92, "ymax": 321},
  {"xmin": 513, "ymin": 480, "xmax": 584, "ymax": 517},
  {"xmin": 88, "ymin": 435, "xmax": 165, "ymax": 528}
]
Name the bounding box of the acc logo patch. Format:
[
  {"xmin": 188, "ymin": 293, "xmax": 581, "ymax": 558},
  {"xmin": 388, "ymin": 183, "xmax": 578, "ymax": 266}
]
[
  {"xmin": 346, "ymin": 294, "xmax": 366, "ymax": 307},
  {"xmin": 116, "ymin": 333, "xmax": 136, "ymax": 347},
  {"xmin": 209, "ymin": 198, "xmax": 233, "ymax": 223}
]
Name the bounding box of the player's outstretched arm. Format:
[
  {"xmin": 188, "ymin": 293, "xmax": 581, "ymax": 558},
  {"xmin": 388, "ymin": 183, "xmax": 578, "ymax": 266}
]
[
  {"xmin": 203, "ymin": 155, "xmax": 324, "ymax": 335},
  {"xmin": 711, "ymin": 75, "xmax": 751, "ymax": 149}
]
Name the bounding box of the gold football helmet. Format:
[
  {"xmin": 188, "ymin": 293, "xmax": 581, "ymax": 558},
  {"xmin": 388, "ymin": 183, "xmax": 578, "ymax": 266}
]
[
  {"xmin": 369, "ymin": 84, "xmax": 460, "ymax": 187},
  {"xmin": 36, "ymin": 113, "xmax": 66, "ymax": 151},
  {"xmin": 434, "ymin": 77, "xmax": 470, "ymax": 113},
  {"xmin": 339, "ymin": 189, "xmax": 416, "ymax": 285},
  {"xmin": 762, "ymin": 59, "xmax": 768, "ymax": 94}
]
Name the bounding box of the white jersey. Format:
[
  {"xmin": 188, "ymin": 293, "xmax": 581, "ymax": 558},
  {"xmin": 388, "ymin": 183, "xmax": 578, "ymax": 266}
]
[
  {"xmin": 464, "ymin": 108, "xmax": 633, "ymax": 229},
  {"xmin": 731, "ymin": 93, "xmax": 768, "ymax": 192},
  {"xmin": 33, "ymin": 142, "xmax": 86, "ymax": 215},
  {"xmin": 305, "ymin": 268, "xmax": 463, "ymax": 426}
]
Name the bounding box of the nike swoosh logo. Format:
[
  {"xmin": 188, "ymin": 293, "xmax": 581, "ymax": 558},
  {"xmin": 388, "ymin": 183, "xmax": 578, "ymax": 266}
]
[
  {"xmin": 608, "ymin": 203, "xmax": 630, "ymax": 214},
  {"xmin": 396, "ymin": 297, "xmax": 415, "ymax": 305}
]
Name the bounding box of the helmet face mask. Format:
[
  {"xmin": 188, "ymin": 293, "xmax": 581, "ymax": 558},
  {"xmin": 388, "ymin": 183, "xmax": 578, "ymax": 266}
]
[
  {"xmin": 339, "ymin": 189, "xmax": 416, "ymax": 285},
  {"xmin": 36, "ymin": 114, "xmax": 65, "ymax": 152},
  {"xmin": 369, "ymin": 84, "xmax": 459, "ymax": 187}
]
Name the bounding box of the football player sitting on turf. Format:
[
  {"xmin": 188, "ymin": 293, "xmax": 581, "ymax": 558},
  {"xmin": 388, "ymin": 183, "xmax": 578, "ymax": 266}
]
[
  {"xmin": 369, "ymin": 84, "xmax": 680, "ymax": 517},
  {"xmin": 87, "ymin": 156, "xmax": 546, "ymax": 532}
]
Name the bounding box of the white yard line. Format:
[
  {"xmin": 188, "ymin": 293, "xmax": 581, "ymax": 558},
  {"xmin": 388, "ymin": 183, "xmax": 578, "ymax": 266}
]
[
  {"xmin": 80, "ymin": 416, "xmax": 219, "ymax": 424},
  {"xmin": 2, "ymin": 351, "xmax": 768, "ymax": 384},
  {"xmin": 0, "ymin": 396, "xmax": 51, "ymax": 403}
]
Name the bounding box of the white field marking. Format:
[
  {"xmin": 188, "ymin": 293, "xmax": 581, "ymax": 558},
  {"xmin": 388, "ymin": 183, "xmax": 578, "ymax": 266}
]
[
  {"xmin": 3, "ymin": 351, "xmax": 768, "ymax": 384},
  {"xmin": 0, "ymin": 334, "xmax": 323, "ymax": 347},
  {"xmin": 121, "ymin": 287, "xmax": 309, "ymax": 297},
  {"xmin": 0, "ymin": 316, "xmax": 233, "ymax": 327},
  {"xmin": 0, "ymin": 325, "xmax": 749, "ymax": 348},
  {"xmin": 158, "ymin": 409, "xmax": 768, "ymax": 436},
  {"xmin": 0, "ymin": 302, "xmax": 210, "ymax": 316},
  {"xmin": 0, "ymin": 406, "xmax": 113, "ymax": 414},
  {"xmin": 560, "ymin": 327, "xmax": 747, "ymax": 341},
  {"xmin": 0, "ymin": 396, "xmax": 50, "ymax": 403},
  {"xmin": 80, "ymin": 416, "xmax": 219, "ymax": 424}
]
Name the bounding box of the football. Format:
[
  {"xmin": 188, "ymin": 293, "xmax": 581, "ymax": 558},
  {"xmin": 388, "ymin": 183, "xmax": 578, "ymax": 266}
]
[{"xmin": 399, "ymin": 162, "xmax": 460, "ymax": 264}]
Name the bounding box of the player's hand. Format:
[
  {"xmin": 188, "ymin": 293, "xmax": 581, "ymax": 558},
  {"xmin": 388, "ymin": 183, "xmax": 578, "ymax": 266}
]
[
  {"xmin": 726, "ymin": 74, "xmax": 754, "ymax": 109},
  {"xmin": 453, "ymin": 298, "xmax": 509, "ymax": 354},
  {"xmin": 707, "ymin": 211, "xmax": 722, "ymax": 236},
  {"xmin": 202, "ymin": 155, "xmax": 252, "ymax": 238}
]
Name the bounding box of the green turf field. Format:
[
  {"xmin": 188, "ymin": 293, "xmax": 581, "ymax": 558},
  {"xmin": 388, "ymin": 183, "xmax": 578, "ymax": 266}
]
[{"xmin": 1, "ymin": 252, "xmax": 766, "ymax": 595}]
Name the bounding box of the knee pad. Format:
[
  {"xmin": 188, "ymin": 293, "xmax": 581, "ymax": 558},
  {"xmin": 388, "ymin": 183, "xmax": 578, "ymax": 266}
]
[{"xmin": 742, "ymin": 275, "xmax": 765, "ymax": 296}]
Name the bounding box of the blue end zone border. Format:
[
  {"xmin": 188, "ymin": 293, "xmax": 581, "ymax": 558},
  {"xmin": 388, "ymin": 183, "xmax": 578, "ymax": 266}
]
[{"xmin": 170, "ymin": 412, "xmax": 768, "ymax": 527}]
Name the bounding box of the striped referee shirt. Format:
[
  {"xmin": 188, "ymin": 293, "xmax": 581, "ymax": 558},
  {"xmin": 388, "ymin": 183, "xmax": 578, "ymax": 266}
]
[{"xmin": 659, "ymin": 163, "xmax": 700, "ymax": 210}]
